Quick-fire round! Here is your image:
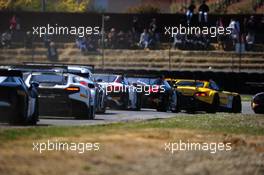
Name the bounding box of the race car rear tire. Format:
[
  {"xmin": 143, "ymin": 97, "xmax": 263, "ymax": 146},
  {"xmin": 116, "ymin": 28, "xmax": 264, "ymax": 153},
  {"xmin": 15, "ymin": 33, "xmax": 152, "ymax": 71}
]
[
  {"xmin": 88, "ymin": 106, "xmax": 95, "ymax": 120},
  {"xmin": 27, "ymin": 99, "xmax": 39, "ymax": 125},
  {"xmin": 97, "ymin": 105, "xmax": 106, "ymax": 114},
  {"xmin": 253, "ymin": 108, "xmax": 264, "ymax": 114},
  {"xmin": 157, "ymin": 94, "xmax": 169, "ymax": 112},
  {"xmin": 135, "ymin": 93, "xmax": 142, "ymax": 111},
  {"xmin": 96, "ymin": 99, "xmax": 107, "ymax": 114},
  {"xmin": 232, "ymin": 95, "xmax": 242, "ymax": 113},
  {"xmin": 171, "ymin": 92, "xmax": 180, "ymax": 113},
  {"xmin": 121, "ymin": 92, "xmax": 130, "ymax": 110},
  {"xmin": 207, "ymin": 94, "xmax": 219, "ymax": 113}
]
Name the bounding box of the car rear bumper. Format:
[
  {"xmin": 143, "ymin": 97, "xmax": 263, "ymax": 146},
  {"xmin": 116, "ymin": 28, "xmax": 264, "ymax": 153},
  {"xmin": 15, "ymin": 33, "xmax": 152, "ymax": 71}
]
[
  {"xmin": 38, "ymin": 97, "xmax": 88, "ymax": 117},
  {"xmin": 141, "ymin": 93, "xmax": 165, "ymax": 109},
  {"xmin": 179, "ymin": 95, "xmax": 211, "ymax": 111},
  {"xmin": 0, "ymin": 106, "xmax": 13, "ymax": 121}
]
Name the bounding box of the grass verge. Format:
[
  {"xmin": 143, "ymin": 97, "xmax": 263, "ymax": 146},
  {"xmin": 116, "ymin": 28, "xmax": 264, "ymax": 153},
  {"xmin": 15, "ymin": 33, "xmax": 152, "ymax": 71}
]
[
  {"xmin": 241, "ymin": 94, "xmax": 253, "ymax": 102},
  {"xmin": 0, "ymin": 113, "xmax": 263, "ymax": 142},
  {"xmin": 0, "ymin": 113, "xmax": 264, "ymax": 175}
]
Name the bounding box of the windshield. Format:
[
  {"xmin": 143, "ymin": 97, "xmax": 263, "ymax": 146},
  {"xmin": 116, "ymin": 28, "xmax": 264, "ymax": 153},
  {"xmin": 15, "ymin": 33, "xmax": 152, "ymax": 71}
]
[
  {"xmin": 67, "ymin": 69, "xmax": 91, "ymax": 79},
  {"xmin": 176, "ymin": 81, "xmax": 204, "ymax": 87},
  {"xmin": 209, "ymin": 81, "xmax": 220, "ymax": 91},
  {"xmin": 31, "ymin": 74, "xmax": 68, "ymax": 85},
  {"xmin": 93, "ymin": 74, "xmax": 117, "ymax": 83},
  {"xmin": 131, "ymin": 78, "xmax": 156, "ymax": 85}
]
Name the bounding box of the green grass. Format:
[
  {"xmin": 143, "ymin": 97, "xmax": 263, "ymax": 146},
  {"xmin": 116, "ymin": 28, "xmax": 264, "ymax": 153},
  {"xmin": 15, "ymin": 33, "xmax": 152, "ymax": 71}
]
[
  {"xmin": 241, "ymin": 94, "xmax": 253, "ymax": 102},
  {"xmin": 0, "ymin": 114, "xmax": 263, "ymax": 142}
]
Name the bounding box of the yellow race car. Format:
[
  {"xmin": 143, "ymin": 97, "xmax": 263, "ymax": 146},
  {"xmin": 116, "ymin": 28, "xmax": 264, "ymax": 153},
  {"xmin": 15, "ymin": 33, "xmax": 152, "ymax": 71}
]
[{"xmin": 166, "ymin": 79, "xmax": 242, "ymax": 113}]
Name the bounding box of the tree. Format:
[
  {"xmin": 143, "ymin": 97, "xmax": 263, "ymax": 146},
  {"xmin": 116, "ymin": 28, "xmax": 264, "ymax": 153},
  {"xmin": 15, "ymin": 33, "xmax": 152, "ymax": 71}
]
[{"xmin": 0, "ymin": 0, "xmax": 91, "ymax": 12}]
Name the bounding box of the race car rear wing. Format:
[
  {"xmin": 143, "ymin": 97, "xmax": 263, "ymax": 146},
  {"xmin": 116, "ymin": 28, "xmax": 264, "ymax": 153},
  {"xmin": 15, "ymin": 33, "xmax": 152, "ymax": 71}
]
[
  {"xmin": 8, "ymin": 64, "xmax": 68, "ymax": 73},
  {"xmin": 0, "ymin": 69, "xmax": 22, "ymax": 77},
  {"xmin": 23, "ymin": 62, "xmax": 95, "ymax": 73}
]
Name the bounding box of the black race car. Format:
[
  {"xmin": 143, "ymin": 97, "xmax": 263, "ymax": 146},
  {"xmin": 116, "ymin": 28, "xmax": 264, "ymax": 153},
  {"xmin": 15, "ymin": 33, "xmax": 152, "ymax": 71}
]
[
  {"xmin": 251, "ymin": 92, "xmax": 264, "ymax": 114},
  {"xmin": 0, "ymin": 69, "xmax": 39, "ymax": 125},
  {"xmin": 128, "ymin": 76, "xmax": 180, "ymax": 112}
]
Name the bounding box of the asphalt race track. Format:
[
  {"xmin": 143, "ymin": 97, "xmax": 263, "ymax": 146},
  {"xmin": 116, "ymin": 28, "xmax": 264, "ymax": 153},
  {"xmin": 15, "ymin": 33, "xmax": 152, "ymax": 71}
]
[
  {"xmin": 0, "ymin": 102, "xmax": 256, "ymax": 127},
  {"xmin": 37, "ymin": 101, "xmax": 255, "ymax": 126}
]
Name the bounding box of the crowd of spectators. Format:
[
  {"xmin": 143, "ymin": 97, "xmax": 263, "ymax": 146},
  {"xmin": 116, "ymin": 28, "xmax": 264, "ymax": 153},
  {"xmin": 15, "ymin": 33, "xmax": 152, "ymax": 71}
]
[
  {"xmin": 1, "ymin": 10, "xmax": 263, "ymax": 53},
  {"xmin": 0, "ymin": 15, "xmax": 58, "ymax": 60},
  {"xmin": 74, "ymin": 16, "xmax": 161, "ymax": 52},
  {"xmin": 215, "ymin": 15, "xmax": 263, "ymax": 51},
  {"xmin": 138, "ymin": 26, "xmax": 160, "ymax": 49},
  {"xmin": 174, "ymin": 0, "xmax": 263, "ymax": 51}
]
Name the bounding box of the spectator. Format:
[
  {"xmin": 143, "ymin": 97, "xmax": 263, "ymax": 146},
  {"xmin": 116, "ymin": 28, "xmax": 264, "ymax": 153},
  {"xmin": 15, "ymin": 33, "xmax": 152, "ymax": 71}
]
[
  {"xmin": 186, "ymin": 0, "xmax": 196, "ymax": 24},
  {"xmin": 198, "ymin": 0, "xmax": 209, "ymax": 23},
  {"xmin": 126, "ymin": 31, "xmax": 136, "ymax": 49},
  {"xmin": 16, "ymin": 16, "xmax": 21, "ymax": 31},
  {"xmin": 107, "ymin": 28, "xmax": 117, "ymax": 49},
  {"xmin": 246, "ymin": 32, "xmax": 255, "ymax": 51},
  {"xmin": 228, "ymin": 18, "xmax": 240, "ymax": 46},
  {"xmin": 245, "ymin": 16, "xmax": 256, "ymax": 36},
  {"xmin": 1, "ymin": 30, "xmax": 12, "ymax": 48},
  {"xmin": 216, "ymin": 17, "xmax": 225, "ymax": 49},
  {"xmin": 116, "ymin": 30, "xmax": 126, "ymax": 49},
  {"xmin": 138, "ymin": 29, "xmax": 149, "ymax": 49},
  {"xmin": 76, "ymin": 36, "xmax": 88, "ymax": 53},
  {"xmin": 149, "ymin": 18, "xmax": 160, "ymax": 44},
  {"xmin": 9, "ymin": 15, "xmax": 17, "ymax": 31},
  {"xmin": 47, "ymin": 42, "xmax": 58, "ymax": 61},
  {"xmin": 86, "ymin": 36, "xmax": 97, "ymax": 52},
  {"xmin": 24, "ymin": 31, "xmax": 33, "ymax": 49},
  {"xmin": 185, "ymin": 34, "xmax": 195, "ymax": 49},
  {"xmin": 242, "ymin": 17, "xmax": 248, "ymax": 35},
  {"xmin": 79, "ymin": 37, "xmax": 88, "ymax": 53},
  {"xmin": 148, "ymin": 29, "xmax": 156, "ymax": 49},
  {"xmin": 235, "ymin": 34, "xmax": 246, "ymax": 54},
  {"xmin": 149, "ymin": 18, "xmax": 157, "ymax": 33},
  {"xmin": 132, "ymin": 16, "xmax": 141, "ymax": 40},
  {"xmin": 75, "ymin": 35, "xmax": 82, "ymax": 48},
  {"xmin": 200, "ymin": 34, "xmax": 210, "ymax": 49},
  {"xmin": 43, "ymin": 33, "xmax": 51, "ymax": 48},
  {"xmin": 173, "ymin": 33, "xmax": 185, "ymax": 49}
]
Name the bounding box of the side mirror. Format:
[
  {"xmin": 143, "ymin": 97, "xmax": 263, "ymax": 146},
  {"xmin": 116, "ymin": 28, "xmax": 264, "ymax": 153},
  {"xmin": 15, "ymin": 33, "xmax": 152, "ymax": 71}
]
[
  {"xmin": 88, "ymin": 83, "xmax": 95, "ymax": 89},
  {"xmin": 30, "ymin": 81, "xmax": 39, "ymax": 89}
]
